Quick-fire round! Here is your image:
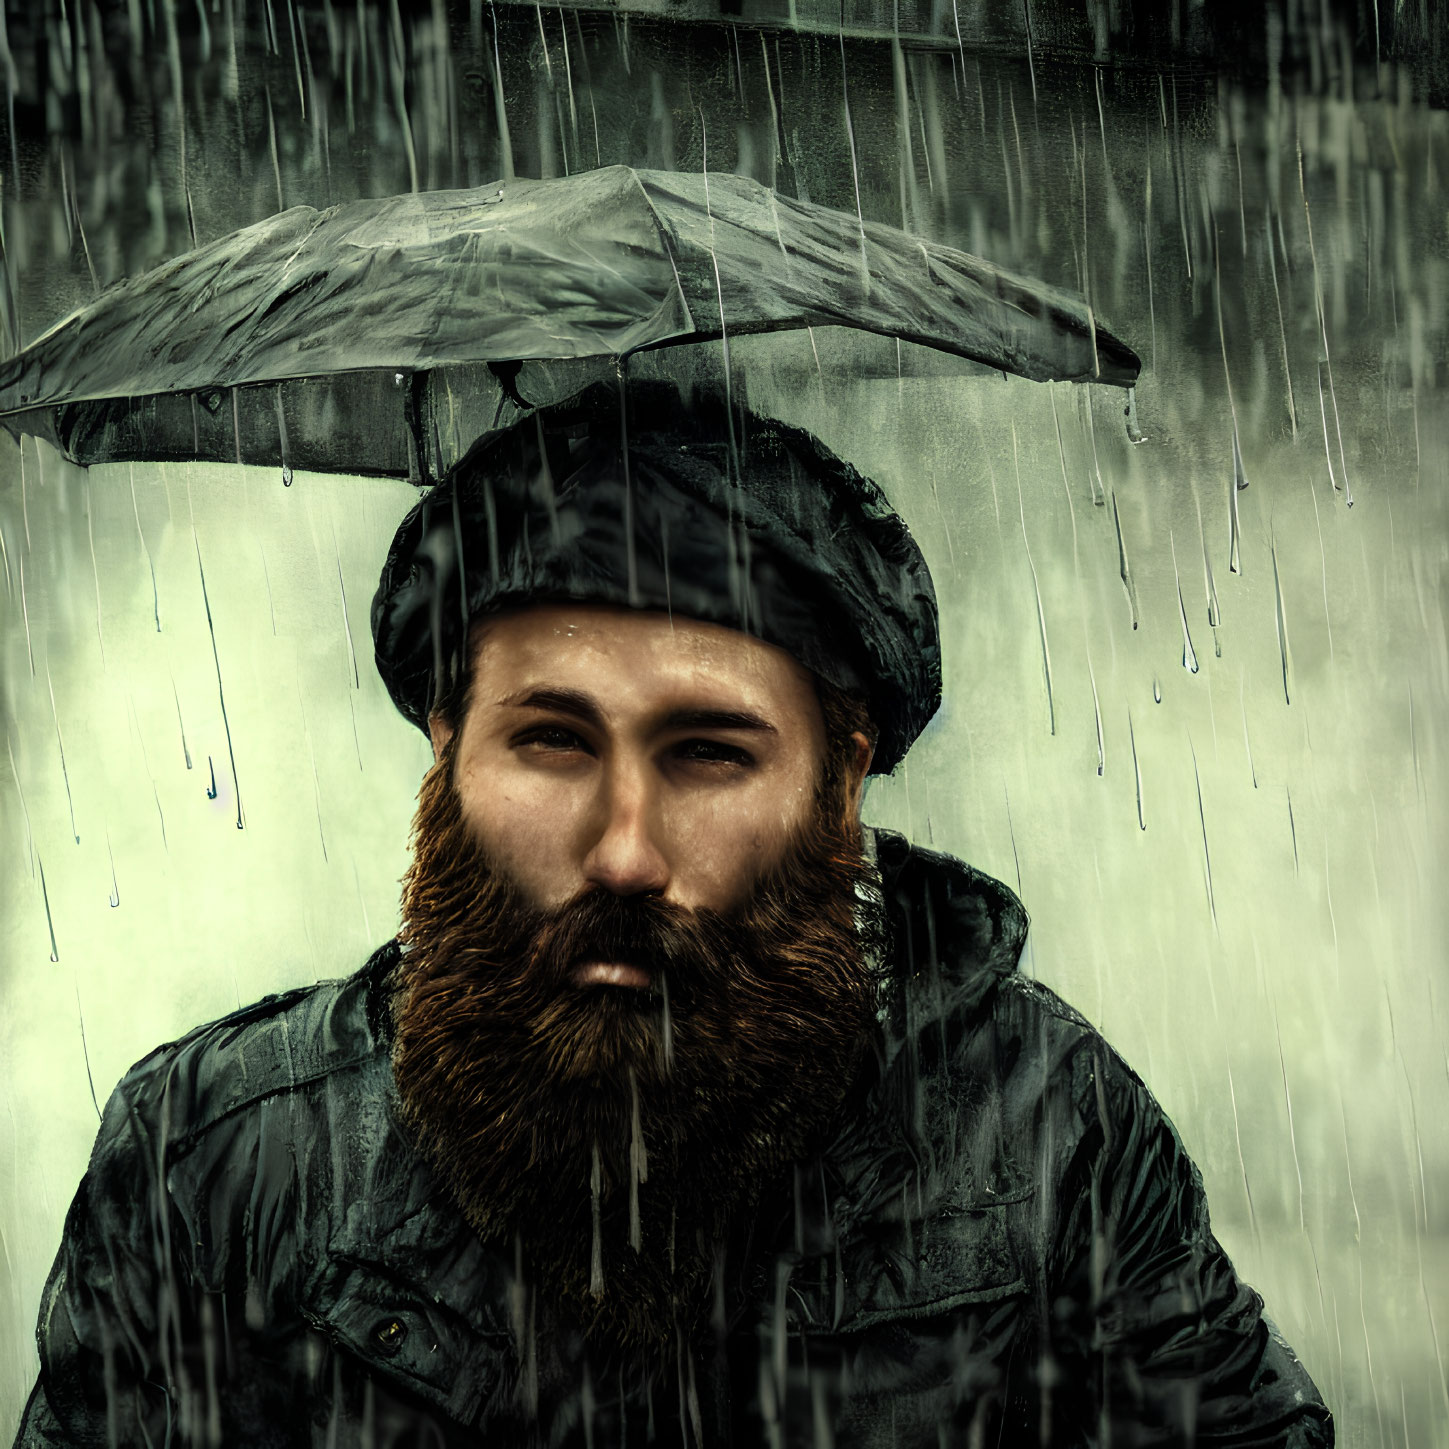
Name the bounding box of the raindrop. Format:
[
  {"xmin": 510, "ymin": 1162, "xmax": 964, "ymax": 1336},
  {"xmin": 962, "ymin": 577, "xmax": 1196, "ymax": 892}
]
[
  {"xmin": 1228, "ymin": 426, "xmax": 1247, "ymax": 575},
  {"xmin": 130, "ymin": 466, "xmax": 161, "ymax": 632},
  {"xmin": 1305, "ymin": 475, "xmax": 1334, "ymax": 660},
  {"xmin": 1225, "ymin": 1059, "xmax": 1258, "ymax": 1243},
  {"xmin": 1109, "ymin": 490, "xmax": 1138, "ymax": 629},
  {"xmin": 1002, "ymin": 784, "xmax": 1025, "ymax": 900},
  {"xmin": 46, "ymin": 669, "xmax": 80, "ymax": 843},
  {"xmin": 1273, "ymin": 1006, "xmax": 1307, "ymax": 1234},
  {"xmin": 207, "ymin": 756, "xmax": 219, "ymax": 800},
  {"xmin": 1088, "ymin": 651, "xmax": 1104, "ymax": 777},
  {"xmin": 18, "ymin": 552, "xmax": 34, "ymax": 675},
  {"xmin": 1012, "ymin": 424, "xmax": 1055, "ymax": 734},
  {"xmin": 73, "ymin": 978, "xmax": 101, "ymax": 1119},
  {"xmin": 1048, "ymin": 389, "xmax": 1080, "ymax": 563},
  {"xmin": 628, "ymin": 1068, "xmax": 646, "ymax": 1254},
  {"xmin": 309, "ymin": 744, "xmax": 327, "ymax": 864},
  {"xmin": 1124, "ymin": 385, "xmax": 1146, "ymax": 444},
  {"xmin": 557, "ymin": 10, "xmax": 580, "ymax": 153},
  {"xmin": 1196, "ymin": 494, "xmax": 1220, "ymax": 628},
  {"xmin": 194, "ymin": 535, "xmax": 246, "ymax": 828},
  {"xmin": 173, "ymin": 681, "xmax": 193, "ymax": 769},
  {"xmin": 489, "ymin": 5, "xmax": 516, "ymax": 181},
  {"xmin": 684, "ymin": 1353, "xmax": 704, "ymax": 1447},
  {"xmin": 1265, "ymin": 213, "xmax": 1299, "ymax": 439},
  {"xmin": 615, "ymin": 360, "xmax": 640, "ymax": 607},
  {"xmin": 1271, "ymin": 532, "xmax": 1292, "ymax": 705},
  {"xmin": 37, "ymin": 852, "xmax": 59, "ymax": 961},
  {"xmin": 1078, "ymin": 371, "xmax": 1106, "ymax": 506},
  {"xmin": 1189, "ymin": 740, "xmax": 1216, "ymax": 930},
  {"xmin": 259, "ymin": 546, "xmax": 278, "ymax": 635},
  {"xmin": 589, "ymin": 1141, "xmax": 604, "ymax": 1299},
  {"xmin": 106, "ymin": 832, "xmax": 119, "ymax": 907},
  {"xmin": 1152, "ymin": 676, "xmax": 1162, "ymax": 704},
  {"xmin": 1170, "ymin": 533, "xmax": 1199, "ymax": 674},
  {"xmin": 275, "ymin": 387, "xmax": 293, "ymax": 486},
  {"xmin": 1239, "ymin": 674, "xmax": 1257, "ymax": 789},
  {"xmin": 1299, "ymin": 146, "xmax": 1351, "ymax": 499},
  {"xmin": 334, "ymin": 547, "xmax": 360, "ymax": 689},
  {"xmin": 836, "ymin": 28, "xmax": 870, "ymax": 282}
]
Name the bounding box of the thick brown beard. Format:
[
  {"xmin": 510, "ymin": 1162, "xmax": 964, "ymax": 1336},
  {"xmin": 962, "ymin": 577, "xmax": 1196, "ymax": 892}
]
[{"xmin": 391, "ymin": 731, "xmax": 882, "ymax": 1363}]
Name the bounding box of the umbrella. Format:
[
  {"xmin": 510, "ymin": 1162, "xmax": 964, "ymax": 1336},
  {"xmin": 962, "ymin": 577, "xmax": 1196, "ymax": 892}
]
[{"xmin": 0, "ymin": 166, "xmax": 1140, "ymax": 484}]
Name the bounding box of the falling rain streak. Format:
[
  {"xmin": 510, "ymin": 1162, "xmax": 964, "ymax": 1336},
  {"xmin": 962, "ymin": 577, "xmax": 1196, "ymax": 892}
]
[
  {"xmin": 1127, "ymin": 712, "xmax": 1145, "ymax": 830},
  {"xmin": 194, "ymin": 536, "xmax": 245, "ymax": 829},
  {"xmin": 1271, "ymin": 533, "xmax": 1293, "ymax": 706},
  {"xmin": 0, "ymin": 6, "xmax": 1441, "ymax": 1446},
  {"xmin": 589, "ymin": 1142, "xmax": 605, "ymax": 1299},
  {"xmin": 629, "ymin": 1069, "xmax": 647, "ymax": 1254},
  {"xmin": 36, "ymin": 853, "xmax": 60, "ymax": 962},
  {"xmin": 1087, "ymin": 649, "xmax": 1104, "ymax": 777},
  {"xmin": 1229, "ymin": 426, "xmax": 1248, "ymax": 574},
  {"xmin": 73, "ymin": 980, "xmax": 101, "ymax": 1121},
  {"xmin": 1013, "ymin": 422, "xmax": 1055, "ymax": 735},
  {"xmin": 1109, "ymin": 490, "xmax": 1138, "ymax": 630},
  {"xmin": 46, "ymin": 669, "xmax": 80, "ymax": 844},
  {"xmin": 1196, "ymin": 493, "xmax": 1221, "ymax": 629},
  {"xmin": 1190, "ymin": 741, "xmax": 1216, "ymax": 930},
  {"xmin": 1170, "ymin": 532, "xmax": 1199, "ymax": 674}
]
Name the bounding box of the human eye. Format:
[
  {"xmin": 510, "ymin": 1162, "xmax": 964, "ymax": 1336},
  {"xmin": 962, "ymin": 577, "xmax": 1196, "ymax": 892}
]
[
  {"xmin": 513, "ymin": 724, "xmax": 591, "ymax": 755},
  {"xmin": 673, "ymin": 738, "xmax": 755, "ymax": 768}
]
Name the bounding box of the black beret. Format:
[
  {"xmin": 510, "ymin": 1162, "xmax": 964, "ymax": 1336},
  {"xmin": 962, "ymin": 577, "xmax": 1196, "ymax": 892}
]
[{"xmin": 370, "ymin": 380, "xmax": 939, "ymax": 774}]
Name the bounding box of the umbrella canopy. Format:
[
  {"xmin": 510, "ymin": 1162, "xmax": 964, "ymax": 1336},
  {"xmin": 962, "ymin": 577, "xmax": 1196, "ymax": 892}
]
[{"xmin": 0, "ymin": 167, "xmax": 1139, "ymax": 482}]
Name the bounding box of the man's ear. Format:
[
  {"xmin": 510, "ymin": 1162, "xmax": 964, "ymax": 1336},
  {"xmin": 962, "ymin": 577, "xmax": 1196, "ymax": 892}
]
[
  {"xmin": 844, "ymin": 730, "xmax": 874, "ymax": 819},
  {"xmin": 427, "ymin": 713, "xmax": 454, "ymax": 766}
]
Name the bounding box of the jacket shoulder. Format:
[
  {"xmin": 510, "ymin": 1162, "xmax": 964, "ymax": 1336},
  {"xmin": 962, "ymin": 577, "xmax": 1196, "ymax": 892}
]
[{"xmin": 107, "ymin": 939, "xmax": 398, "ymax": 1152}]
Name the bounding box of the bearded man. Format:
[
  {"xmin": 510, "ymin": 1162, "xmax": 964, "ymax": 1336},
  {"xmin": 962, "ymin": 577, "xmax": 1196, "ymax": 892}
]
[{"xmin": 15, "ymin": 382, "xmax": 1331, "ymax": 1448}]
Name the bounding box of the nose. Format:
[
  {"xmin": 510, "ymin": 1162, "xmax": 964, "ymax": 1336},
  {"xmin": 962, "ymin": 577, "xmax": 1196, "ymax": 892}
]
[{"xmin": 580, "ymin": 758, "xmax": 670, "ymax": 898}]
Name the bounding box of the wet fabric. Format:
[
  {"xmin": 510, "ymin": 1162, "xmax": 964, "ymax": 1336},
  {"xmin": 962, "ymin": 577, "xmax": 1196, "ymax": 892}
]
[
  {"xmin": 371, "ymin": 382, "xmax": 940, "ymax": 774},
  {"xmin": 14, "ymin": 832, "xmax": 1332, "ymax": 1448}
]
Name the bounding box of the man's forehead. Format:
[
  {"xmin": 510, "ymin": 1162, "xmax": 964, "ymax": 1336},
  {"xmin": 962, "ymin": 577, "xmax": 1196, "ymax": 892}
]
[{"xmin": 467, "ymin": 603, "xmax": 815, "ymax": 692}]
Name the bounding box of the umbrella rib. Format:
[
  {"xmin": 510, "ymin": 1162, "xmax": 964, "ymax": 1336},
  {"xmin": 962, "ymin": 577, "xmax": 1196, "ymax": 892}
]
[
  {"xmin": 626, "ymin": 168, "xmax": 698, "ymax": 347},
  {"xmin": 272, "ymin": 212, "xmax": 328, "ymax": 285}
]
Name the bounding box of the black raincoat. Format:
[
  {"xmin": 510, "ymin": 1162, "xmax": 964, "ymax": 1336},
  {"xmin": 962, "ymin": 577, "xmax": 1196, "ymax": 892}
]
[{"xmin": 15, "ymin": 832, "xmax": 1332, "ymax": 1447}]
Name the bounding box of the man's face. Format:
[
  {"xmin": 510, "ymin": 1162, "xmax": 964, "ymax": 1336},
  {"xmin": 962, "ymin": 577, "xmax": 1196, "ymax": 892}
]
[
  {"xmin": 428, "ymin": 603, "xmax": 859, "ymax": 920},
  {"xmin": 397, "ymin": 604, "xmax": 881, "ymax": 1355}
]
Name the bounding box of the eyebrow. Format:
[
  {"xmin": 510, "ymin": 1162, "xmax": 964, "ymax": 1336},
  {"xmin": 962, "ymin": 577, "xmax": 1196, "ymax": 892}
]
[{"xmin": 499, "ymin": 687, "xmax": 778, "ymax": 736}]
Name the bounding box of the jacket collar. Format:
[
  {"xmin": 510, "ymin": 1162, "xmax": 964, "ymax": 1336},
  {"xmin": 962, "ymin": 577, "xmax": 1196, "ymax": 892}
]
[{"xmin": 870, "ymin": 827, "xmax": 1028, "ymax": 1065}]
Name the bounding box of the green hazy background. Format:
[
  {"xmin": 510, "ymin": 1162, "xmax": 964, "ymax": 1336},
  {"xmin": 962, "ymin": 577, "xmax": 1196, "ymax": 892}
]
[{"xmin": 1, "ymin": 6, "xmax": 1445, "ymax": 1443}]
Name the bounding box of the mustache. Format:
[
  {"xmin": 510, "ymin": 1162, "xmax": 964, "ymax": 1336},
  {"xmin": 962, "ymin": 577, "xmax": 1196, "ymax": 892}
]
[
  {"xmin": 534, "ymin": 890, "xmax": 714, "ymax": 983},
  {"xmin": 401, "ymin": 872, "xmax": 788, "ymax": 1092}
]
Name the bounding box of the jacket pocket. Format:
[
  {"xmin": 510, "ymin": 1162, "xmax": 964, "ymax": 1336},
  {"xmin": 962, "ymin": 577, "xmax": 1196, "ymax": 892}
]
[
  {"xmin": 306, "ymin": 1263, "xmax": 510, "ymax": 1427},
  {"xmin": 786, "ymin": 1197, "xmax": 1029, "ymax": 1335}
]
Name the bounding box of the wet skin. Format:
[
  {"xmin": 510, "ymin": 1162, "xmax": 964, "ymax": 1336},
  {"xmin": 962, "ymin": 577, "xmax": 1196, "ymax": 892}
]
[{"xmin": 426, "ymin": 604, "xmax": 872, "ymax": 986}]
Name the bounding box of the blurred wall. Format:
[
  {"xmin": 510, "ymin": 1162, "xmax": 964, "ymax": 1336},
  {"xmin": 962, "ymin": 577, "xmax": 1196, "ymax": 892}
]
[{"xmin": 1, "ymin": 5, "xmax": 1445, "ymax": 1443}]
